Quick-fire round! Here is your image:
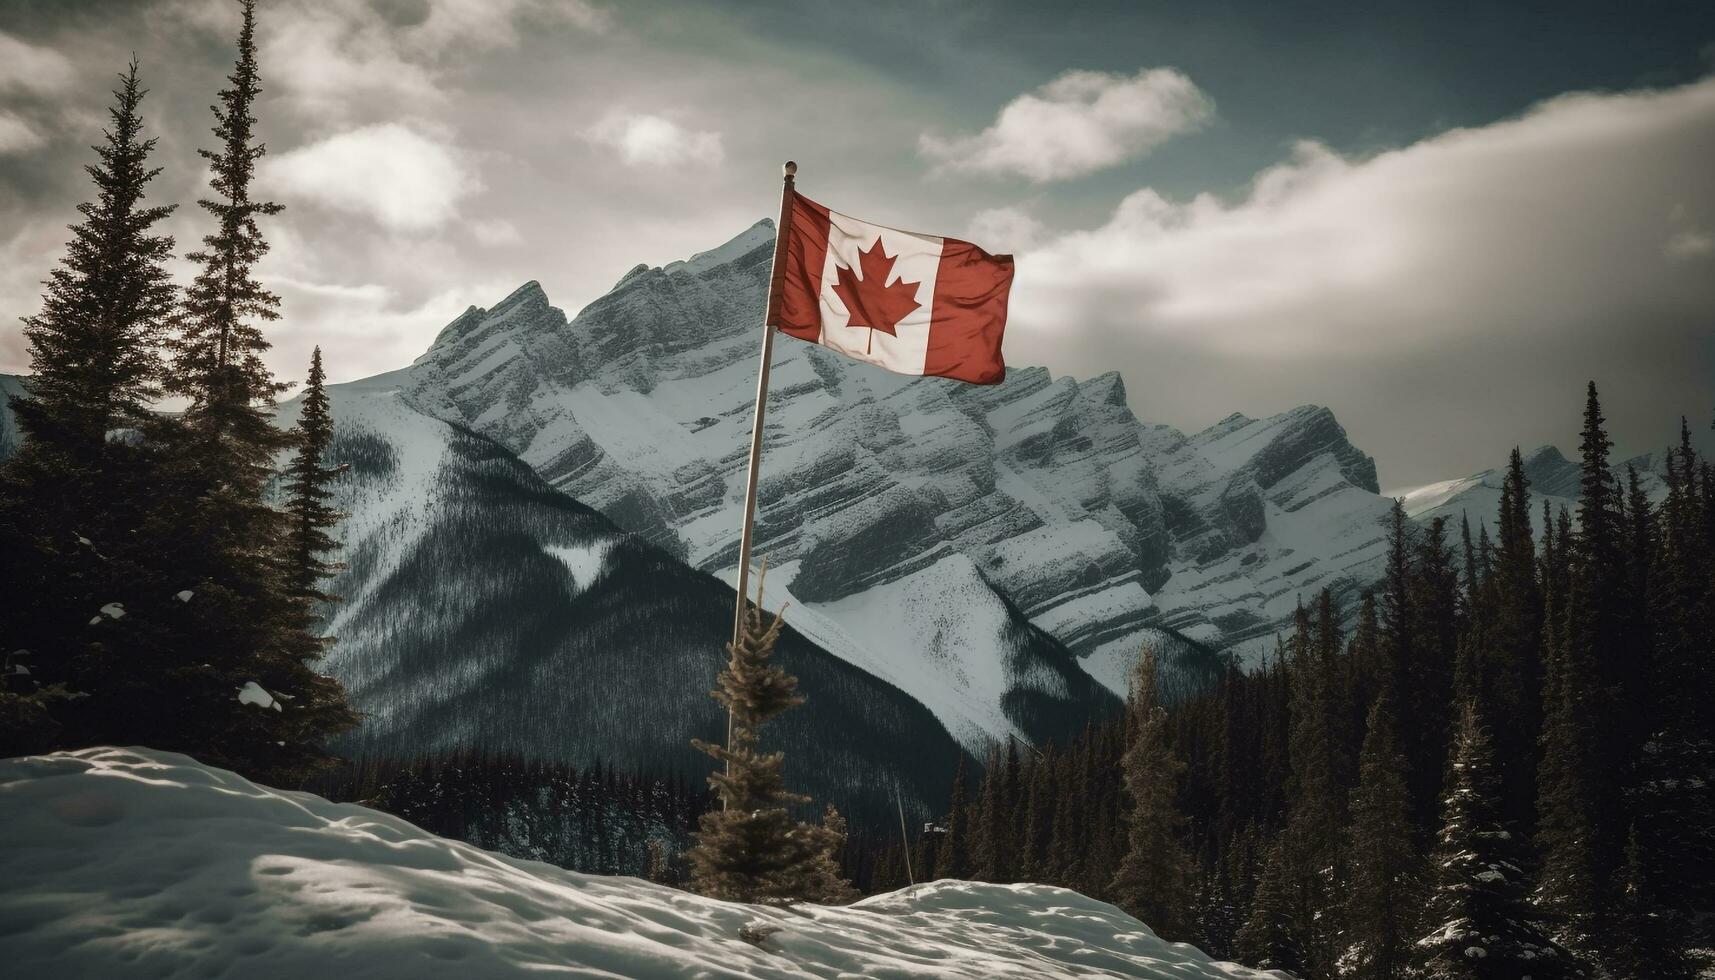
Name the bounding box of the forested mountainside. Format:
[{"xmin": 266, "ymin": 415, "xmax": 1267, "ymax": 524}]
[{"xmin": 277, "ymin": 374, "xmax": 977, "ymax": 827}]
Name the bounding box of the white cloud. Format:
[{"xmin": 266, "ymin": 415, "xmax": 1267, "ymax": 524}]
[
  {"xmin": 269, "ymin": 277, "xmax": 517, "ymax": 388},
  {"xmin": 471, "ymin": 219, "xmax": 523, "ymax": 247},
  {"xmin": 920, "ymin": 68, "xmax": 1212, "ymax": 182},
  {"xmin": 228, "ymin": 0, "xmax": 610, "ymax": 121},
  {"xmin": 1664, "ymin": 228, "xmax": 1713, "ymax": 260},
  {"xmin": 0, "ymin": 32, "xmax": 75, "ymax": 95},
  {"xmin": 967, "ymin": 207, "xmax": 1047, "ymax": 253},
  {"xmin": 407, "ymin": 0, "xmax": 611, "ymax": 51},
  {"xmin": 585, "ymin": 112, "xmax": 724, "ymax": 167},
  {"xmin": 261, "ymin": 124, "xmax": 480, "ymax": 231},
  {"xmin": 1006, "ymin": 79, "xmax": 1715, "ymax": 355},
  {"xmin": 0, "ymin": 113, "xmax": 46, "ymax": 155}
]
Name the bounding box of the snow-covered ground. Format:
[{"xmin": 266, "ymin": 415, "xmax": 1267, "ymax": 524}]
[{"xmin": 0, "ymin": 747, "xmax": 1279, "ymax": 979}]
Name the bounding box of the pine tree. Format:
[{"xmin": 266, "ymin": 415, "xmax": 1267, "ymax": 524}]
[
  {"xmin": 1537, "ymin": 384, "xmax": 1628, "ymax": 948},
  {"xmin": 1046, "ymin": 739, "xmax": 1087, "ymax": 886},
  {"xmin": 1484, "ymin": 448, "xmax": 1543, "ymax": 830},
  {"xmin": 1605, "ymin": 826, "xmax": 1696, "ymax": 980},
  {"xmin": 283, "ymin": 347, "xmax": 342, "ymax": 605},
  {"xmin": 1418, "ymin": 702, "xmax": 1579, "ymax": 979},
  {"xmin": 169, "ymin": 0, "xmax": 287, "ymax": 429},
  {"xmin": 974, "ymin": 740, "xmax": 1021, "ymax": 881},
  {"xmin": 1630, "ymin": 421, "xmax": 1715, "ymax": 934},
  {"xmin": 967, "ymin": 746, "xmax": 999, "ymax": 880},
  {"xmin": 1379, "ymin": 499, "xmax": 1444, "ymax": 839},
  {"xmin": 687, "ymin": 572, "xmax": 852, "ymax": 903},
  {"xmin": 1405, "ymin": 516, "xmax": 1459, "ymax": 835},
  {"xmin": 13, "ymin": 59, "xmax": 175, "ymax": 454},
  {"xmin": 1281, "ymin": 598, "xmax": 1346, "ymax": 975},
  {"xmin": 1020, "ymin": 745, "xmax": 1057, "ymax": 881},
  {"xmin": 803, "ymin": 804, "xmax": 860, "ymax": 904},
  {"xmin": 1235, "ymin": 834, "xmax": 1307, "ymax": 974},
  {"xmin": 0, "ymin": 59, "xmax": 177, "ymax": 754},
  {"xmin": 1197, "ymin": 861, "xmax": 1245, "ymax": 961},
  {"xmin": 934, "ymin": 754, "xmax": 971, "ymax": 879},
  {"xmin": 1342, "ymin": 697, "xmax": 1422, "ymax": 980},
  {"xmin": 131, "ymin": 0, "xmax": 356, "ymax": 782},
  {"xmin": 1109, "ymin": 645, "xmax": 1195, "ymax": 938}
]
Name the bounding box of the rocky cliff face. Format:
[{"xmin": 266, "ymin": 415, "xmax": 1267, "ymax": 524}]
[{"xmin": 390, "ymin": 220, "xmax": 1390, "ymax": 689}]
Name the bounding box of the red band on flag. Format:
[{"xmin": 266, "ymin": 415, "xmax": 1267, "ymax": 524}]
[
  {"xmin": 771, "ymin": 192, "xmax": 831, "ymax": 342},
  {"xmin": 926, "ymin": 239, "xmax": 1012, "ymax": 385}
]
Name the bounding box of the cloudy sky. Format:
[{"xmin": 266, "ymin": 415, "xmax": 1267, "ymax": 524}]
[{"xmin": 1, "ymin": 0, "xmax": 1712, "ymax": 488}]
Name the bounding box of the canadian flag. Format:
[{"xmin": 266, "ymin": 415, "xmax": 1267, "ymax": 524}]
[{"xmin": 768, "ymin": 192, "xmax": 1014, "ymax": 385}]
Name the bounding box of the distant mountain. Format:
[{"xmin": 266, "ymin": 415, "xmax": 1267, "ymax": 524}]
[
  {"xmin": 1400, "ymin": 443, "xmax": 1671, "ymax": 529},
  {"xmin": 275, "ymin": 375, "xmax": 971, "ymax": 827}
]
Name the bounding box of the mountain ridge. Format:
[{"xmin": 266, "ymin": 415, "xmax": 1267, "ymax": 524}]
[{"xmin": 385, "ymin": 219, "xmax": 1390, "ymax": 683}]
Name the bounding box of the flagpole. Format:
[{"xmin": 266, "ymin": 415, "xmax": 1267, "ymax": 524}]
[{"xmin": 724, "ymin": 161, "xmax": 797, "ymax": 803}]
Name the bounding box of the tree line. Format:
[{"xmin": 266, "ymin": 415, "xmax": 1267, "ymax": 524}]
[
  {"xmin": 867, "ymin": 387, "xmax": 1714, "ymax": 979},
  {"xmin": 0, "ymin": 0, "xmax": 354, "ymax": 784},
  {"xmin": 314, "ymin": 749, "xmax": 714, "ymax": 884}
]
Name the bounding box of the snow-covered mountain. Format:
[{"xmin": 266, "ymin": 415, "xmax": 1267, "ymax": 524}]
[
  {"xmin": 1400, "ymin": 443, "xmax": 1671, "ymax": 529},
  {"xmin": 275, "ymin": 374, "xmax": 973, "ymax": 825},
  {"xmin": 0, "ymin": 747, "xmax": 1283, "ymax": 980},
  {"xmin": 388, "ymin": 220, "xmax": 1391, "ymax": 685}
]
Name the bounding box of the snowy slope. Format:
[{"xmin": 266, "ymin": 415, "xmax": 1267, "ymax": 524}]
[
  {"xmin": 276, "ymin": 376, "xmax": 970, "ymax": 827},
  {"xmin": 0, "ymin": 747, "xmax": 1282, "ymax": 980}
]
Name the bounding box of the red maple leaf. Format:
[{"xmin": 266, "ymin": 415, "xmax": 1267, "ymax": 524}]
[{"xmin": 832, "ymin": 237, "xmax": 921, "ymax": 343}]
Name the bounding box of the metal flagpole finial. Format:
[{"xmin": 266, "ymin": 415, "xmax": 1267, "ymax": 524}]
[{"xmin": 783, "ymin": 160, "xmax": 797, "ymax": 178}]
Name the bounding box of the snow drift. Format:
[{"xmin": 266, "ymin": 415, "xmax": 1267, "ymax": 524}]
[{"xmin": 0, "ymin": 747, "xmax": 1278, "ymax": 979}]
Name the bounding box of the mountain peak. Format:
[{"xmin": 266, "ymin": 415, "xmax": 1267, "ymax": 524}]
[
  {"xmin": 494, "ymin": 279, "xmax": 550, "ymax": 312},
  {"xmin": 659, "ymin": 219, "xmax": 776, "ymax": 278},
  {"xmin": 1081, "ymin": 370, "xmax": 1128, "ymax": 407}
]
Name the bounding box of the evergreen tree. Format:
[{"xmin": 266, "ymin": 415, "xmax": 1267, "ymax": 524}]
[
  {"xmin": 1020, "ymin": 745, "xmax": 1057, "ymax": 881},
  {"xmin": 967, "ymin": 746, "xmax": 999, "ymax": 881},
  {"xmin": 0, "ymin": 59, "xmax": 177, "ymax": 753},
  {"xmin": 136, "ymin": 0, "xmax": 354, "ymax": 781},
  {"xmin": 1537, "ymin": 384, "xmax": 1629, "ymax": 948},
  {"xmin": 283, "ymin": 347, "xmax": 342, "ymax": 605},
  {"xmin": 1418, "ymin": 702, "xmax": 1579, "ymax": 979},
  {"xmin": 1282, "ymin": 598, "xmax": 1347, "ymax": 975},
  {"xmin": 804, "ymin": 804, "xmax": 860, "ymax": 904},
  {"xmin": 169, "ymin": 0, "xmax": 287, "ymax": 427},
  {"xmin": 1109, "ymin": 645, "xmax": 1195, "ymax": 938},
  {"xmin": 13, "ymin": 59, "xmax": 176, "ymax": 453},
  {"xmin": 1197, "ymin": 861, "xmax": 1245, "ymax": 961},
  {"xmin": 1047, "ymin": 737, "xmax": 1088, "ymax": 886},
  {"xmin": 1405, "ymin": 516, "xmax": 1459, "ymax": 835},
  {"xmin": 1630, "ymin": 421, "xmax": 1715, "ymax": 935},
  {"xmin": 1342, "ymin": 697, "xmax": 1422, "ymax": 980},
  {"xmin": 1484, "ymin": 448, "xmax": 1543, "ymax": 830},
  {"xmin": 1605, "ymin": 827, "xmax": 1696, "ymax": 980},
  {"xmin": 974, "ymin": 740, "xmax": 1021, "ymax": 881},
  {"xmin": 687, "ymin": 573, "xmax": 852, "ymax": 903},
  {"xmin": 1235, "ymin": 833, "xmax": 1307, "ymax": 974},
  {"xmin": 1379, "ymin": 500, "xmax": 1444, "ymax": 838},
  {"xmin": 934, "ymin": 754, "xmax": 971, "ymax": 880}
]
